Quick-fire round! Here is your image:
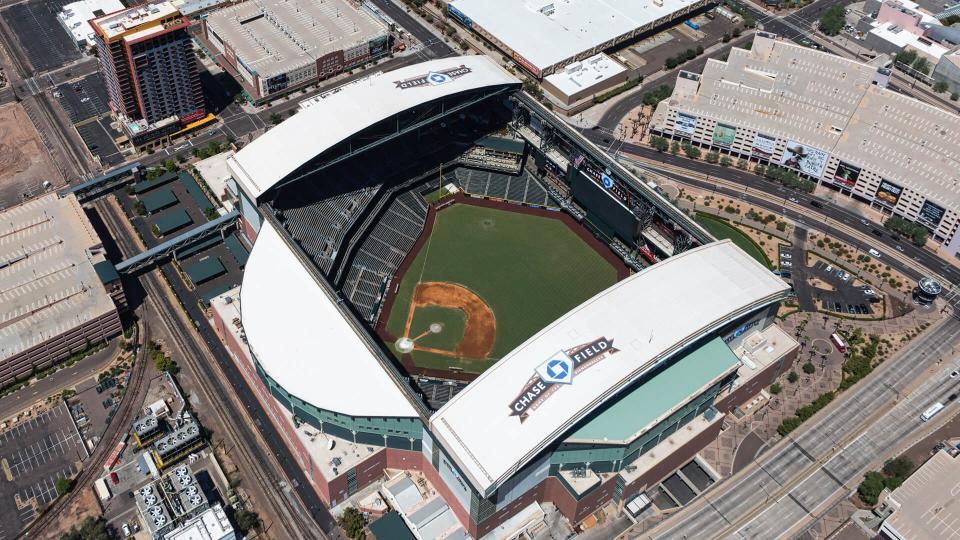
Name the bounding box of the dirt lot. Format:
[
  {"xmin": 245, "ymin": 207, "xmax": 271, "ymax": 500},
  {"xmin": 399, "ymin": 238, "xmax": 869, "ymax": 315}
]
[{"xmin": 0, "ymin": 103, "xmax": 62, "ymax": 208}]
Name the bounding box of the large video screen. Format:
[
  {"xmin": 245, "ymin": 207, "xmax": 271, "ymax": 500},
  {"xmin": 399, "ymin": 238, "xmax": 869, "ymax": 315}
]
[
  {"xmin": 751, "ymin": 133, "xmax": 777, "ymax": 158},
  {"xmin": 780, "ymin": 140, "xmax": 828, "ymax": 178},
  {"xmin": 874, "ymin": 180, "xmax": 902, "ymax": 209},
  {"xmin": 675, "ymin": 112, "xmax": 697, "ymax": 136},
  {"xmin": 712, "ymin": 124, "xmax": 737, "ymax": 147},
  {"xmin": 570, "ymin": 169, "xmax": 639, "ymax": 241},
  {"xmin": 832, "ymin": 161, "xmax": 861, "ymax": 189},
  {"xmin": 917, "ymin": 200, "xmax": 945, "ymax": 230}
]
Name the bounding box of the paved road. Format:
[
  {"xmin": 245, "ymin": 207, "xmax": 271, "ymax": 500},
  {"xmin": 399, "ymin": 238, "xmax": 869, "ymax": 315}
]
[
  {"xmin": 651, "ymin": 317, "xmax": 960, "ymax": 539},
  {"xmin": 0, "ymin": 341, "xmax": 118, "ymax": 421}
]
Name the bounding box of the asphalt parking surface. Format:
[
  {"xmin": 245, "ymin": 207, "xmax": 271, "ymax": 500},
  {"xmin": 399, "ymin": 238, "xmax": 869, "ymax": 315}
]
[
  {"xmin": 809, "ymin": 260, "xmax": 875, "ymax": 316},
  {"xmin": 0, "ymin": 403, "xmax": 86, "ymax": 539},
  {"xmin": 54, "ymin": 73, "xmax": 111, "ymax": 123},
  {"xmin": 76, "ymin": 118, "xmax": 124, "ymax": 166},
  {"xmin": 2, "ymin": 0, "xmax": 81, "ymax": 73}
]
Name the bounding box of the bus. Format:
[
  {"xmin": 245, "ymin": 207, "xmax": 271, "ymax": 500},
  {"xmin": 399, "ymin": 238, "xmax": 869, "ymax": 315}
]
[
  {"xmin": 922, "ymin": 402, "xmax": 945, "ymax": 422},
  {"xmin": 831, "ymin": 333, "xmax": 847, "ymax": 354}
]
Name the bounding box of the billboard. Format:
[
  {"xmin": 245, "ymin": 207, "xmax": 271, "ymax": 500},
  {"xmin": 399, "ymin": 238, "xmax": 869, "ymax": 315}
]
[
  {"xmin": 675, "ymin": 112, "xmax": 697, "ymax": 136},
  {"xmin": 712, "ymin": 123, "xmax": 737, "ymax": 147},
  {"xmin": 832, "ymin": 161, "xmax": 861, "ymax": 189},
  {"xmin": 780, "ymin": 140, "xmax": 828, "ymax": 178},
  {"xmin": 874, "ymin": 180, "xmax": 902, "ymax": 209},
  {"xmin": 751, "ymin": 133, "xmax": 777, "ymax": 158},
  {"xmin": 917, "ymin": 200, "xmax": 945, "ymax": 230}
]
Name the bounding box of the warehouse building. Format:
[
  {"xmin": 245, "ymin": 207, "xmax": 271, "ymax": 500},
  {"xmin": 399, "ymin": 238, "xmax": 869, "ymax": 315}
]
[
  {"xmin": 0, "ymin": 193, "xmax": 124, "ymax": 388},
  {"xmin": 56, "ymin": 0, "xmax": 124, "ymax": 49},
  {"xmin": 650, "ymin": 32, "xmax": 960, "ymax": 257},
  {"xmin": 201, "ymin": 0, "xmax": 388, "ymax": 103},
  {"xmin": 446, "ymin": 0, "xmax": 708, "ymax": 77}
]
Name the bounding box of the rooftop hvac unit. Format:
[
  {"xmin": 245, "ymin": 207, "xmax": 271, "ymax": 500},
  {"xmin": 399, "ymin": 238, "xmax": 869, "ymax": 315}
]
[
  {"xmin": 139, "ymin": 486, "xmax": 154, "ymax": 497},
  {"xmin": 190, "ymin": 495, "xmax": 203, "ymax": 506},
  {"xmin": 145, "ymin": 494, "xmax": 158, "ymax": 505},
  {"xmin": 153, "ymin": 515, "xmax": 167, "ymax": 527},
  {"xmin": 186, "ymin": 485, "xmax": 199, "ymax": 496},
  {"xmin": 180, "ymin": 474, "xmax": 193, "ymax": 487},
  {"xmin": 149, "ymin": 506, "xmax": 163, "ymax": 517},
  {"xmin": 175, "ymin": 466, "xmax": 189, "ymax": 478}
]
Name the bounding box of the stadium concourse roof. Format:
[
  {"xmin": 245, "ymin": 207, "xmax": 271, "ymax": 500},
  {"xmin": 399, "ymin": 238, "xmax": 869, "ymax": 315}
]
[
  {"xmin": 430, "ymin": 241, "xmax": 789, "ymax": 495},
  {"xmin": 240, "ymin": 220, "xmax": 418, "ymax": 418},
  {"xmin": 227, "ymin": 55, "xmax": 519, "ymax": 202}
]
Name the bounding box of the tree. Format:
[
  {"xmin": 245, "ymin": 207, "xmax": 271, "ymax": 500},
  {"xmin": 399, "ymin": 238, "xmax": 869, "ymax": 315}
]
[
  {"xmin": 787, "ymin": 371, "xmax": 799, "ymax": 383},
  {"xmin": 722, "ymin": 32, "xmax": 731, "ymax": 43},
  {"xmin": 732, "ymin": 27, "xmax": 742, "ymax": 38},
  {"xmin": 933, "ymin": 80, "xmax": 949, "ymax": 93},
  {"xmin": 736, "ymin": 158, "xmax": 748, "ymax": 169},
  {"xmin": 55, "ymin": 477, "xmax": 74, "ymax": 495},
  {"xmin": 338, "ymin": 507, "xmax": 368, "ymax": 540},
  {"xmin": 670, "ymin": 141, "xmax": 681, "ymax": 155},
  {"xmin": 204, "ymin": 207, "xmax": 219, "ymax": 221},
  {"xmin": 60, "ymin": 516, "xmax": 111, "ymax": 540},
  {"xmin": 883, "ymin": 457, "xmax": 914, "ymax": 480},
  {"xmin": 895, "ymin": 49, "xmax": 918, "ymax": 66},
  {"xmin": 858, "ymin": 471, "xmax": 886, "ymax": 505},
  {"xmin": 133, "ymin": 200, "xmax": 147, "ymax": 216},
  {"xmin": 705, "ymin": 150, "xmax": 720, "ymax": 164},
  {"xmin": 642, "ymin": 84, "xmax": 673, "ymax": 106},
  {"xmin": 770, "ymin": 383, "xmax": 782, "ymax": 395},
  {"xmin": 269, "ymin": 112, "xmax": 283, "ymax": 125},
  {"xmin": 719, "ymin": 156, "xmax": 733, "ymax": 167},
  {"xmin": 682, "ymin": 143, "xmax": 701, "ymax": 159},
  {"xmin": 234, "ymin": 510, "xmax": 261, "ymax": 534},
  {"xmin": 651, "ymin": 136, "xmax": 669, "ymax": 152},
  {"xmin": 952, "ymin": 92, "xmax": 959, "ymax": 101},
  {"xmin": 818, "ymin": 5, "xmax": 846, "ymax": 36},
  {"xmin": 802, "ymin": 362, "xmax": 816, "ymax": 374},
  {"xmin": 912, "ymin": 56, "xmax": 930, "ymax": 75}
]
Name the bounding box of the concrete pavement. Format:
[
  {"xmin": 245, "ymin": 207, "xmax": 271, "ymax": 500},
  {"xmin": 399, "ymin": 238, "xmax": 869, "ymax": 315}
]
[{"xmin": 643, "ymin": 317, "xmax": 960, "ymax": 539}]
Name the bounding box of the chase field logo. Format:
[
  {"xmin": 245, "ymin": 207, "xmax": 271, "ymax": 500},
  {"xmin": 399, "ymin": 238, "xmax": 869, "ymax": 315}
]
[
  {"xmin": 394, "ymin": 65, "xmax": 472, "ymax": 90},
  {"xmin": 509, "ymin": 337, "xmax": 619, "ymax": 422}
]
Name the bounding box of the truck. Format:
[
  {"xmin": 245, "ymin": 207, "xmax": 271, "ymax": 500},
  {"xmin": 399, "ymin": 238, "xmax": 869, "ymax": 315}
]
[
  {"xmin": 830, "ymin": 333, "xmax": 847, "ymax": 354},
  {"xmin": 94, "ymin": 477, "xmax": 112, "ymax": 501}
]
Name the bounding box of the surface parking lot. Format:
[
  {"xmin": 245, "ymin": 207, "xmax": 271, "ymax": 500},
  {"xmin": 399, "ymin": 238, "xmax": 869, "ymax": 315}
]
[
  {"xmin": 0, "ymin": 403, "xmax": 86, "ymax": 538},
  {"xmin": 809, "ymin": 261, "xmax": 876, "ymax": 316},
  {"xmin": 54, "ymin": 73, "xmax": 126, "ymax": 166},
  {"xmin": 2, "ymin": 0, "xmax": 81, "ymax": 73},
  {"xmin": 76, "ymin": 119, "xmax": 125, "ymax": 166}
]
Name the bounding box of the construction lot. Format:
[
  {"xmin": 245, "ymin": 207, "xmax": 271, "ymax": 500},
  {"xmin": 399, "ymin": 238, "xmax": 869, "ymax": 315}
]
[
  {"xmin": 0, "ymin": 402, "xmax": 87, "ymax": 539},
  {"xmin": 0, "ymin": 102, "xmax": 63, "ymax": 208}
]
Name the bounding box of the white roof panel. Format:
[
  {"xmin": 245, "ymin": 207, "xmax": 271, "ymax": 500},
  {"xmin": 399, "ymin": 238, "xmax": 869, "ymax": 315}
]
[
  {"xmin": 429, "ymin": 241, "xmax": 788, "ymax": 494},
  {"xmin": 240, "ymin": 219, "xmax": 417, "ymax": 418},
  {"xmin": 228, "ymin": 55, "xmax": 518, "ymax": 201},
  {"xmin": 449, "ymin": 0, "xmax": 700, "ymax": 71}
]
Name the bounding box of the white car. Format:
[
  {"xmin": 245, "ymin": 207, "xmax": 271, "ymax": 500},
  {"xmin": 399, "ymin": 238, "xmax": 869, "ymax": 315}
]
[
  {"xmin": 781, "ymin": 253, "xmax": 792, "ymax": 259},
  {"xmin": 825, "ymin": 264, "xmax": 833, "ymax": 273},
  {"xmin": 781, "ymin": 260, "xmax": 792, "ymax": 267},
  {"xmin": 895, "ymin": 245, "xmax": 904, "ymax": 252},
  {"xmin": 868, "ymin": 248, "xmax": 881, "ymax": 258},
  {"xmin": 864, "ymin": 288, "xmax": 875, "ymax": 295},
  {"xmin": 788, "ymin": 197, "xmax": 799, "ymax": 203}
]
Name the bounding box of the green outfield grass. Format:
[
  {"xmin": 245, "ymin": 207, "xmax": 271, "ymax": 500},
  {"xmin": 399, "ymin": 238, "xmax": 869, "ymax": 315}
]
[
  {"xmin": 695, "ymin": 213, "xmax": 772, "ymax": 268},
  {"xmin": 386, "ymin": 203, "xmax": 619, "ymax": 373}
]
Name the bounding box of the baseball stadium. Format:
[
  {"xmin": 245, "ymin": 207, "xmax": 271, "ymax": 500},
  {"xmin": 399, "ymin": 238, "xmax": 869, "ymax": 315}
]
[{"xmin": 219, "ymin": 55, "xmax": 799, "ymax": 537}]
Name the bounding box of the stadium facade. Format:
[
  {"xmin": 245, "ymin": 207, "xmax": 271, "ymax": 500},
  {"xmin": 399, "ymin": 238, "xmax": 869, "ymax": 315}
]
[
  {"xmin": 650, "ymin": 32, "xmax": 960, "ymax": 258},
  {"xmin": 214, "ymin": 56, "xmax": 798, "ymax": 535}
]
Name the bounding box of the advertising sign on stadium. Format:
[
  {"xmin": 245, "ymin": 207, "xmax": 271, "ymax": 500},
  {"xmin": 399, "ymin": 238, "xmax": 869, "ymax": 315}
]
[
  {"xmin": 751, "ymin": 133, "xmax": 777, "ymax": 158},
  {"xmin": 509, "ymin": 337, "xmax": 620, "ymax": 422},
  {"xmin": 394, "ymin": 65, "xmax": 472, "ymax": 89},
  {"xmin": 712, "ymin": 123, "xmax": 737, "ymax": 147},
  {"xmin": 675, "ymin": 112, "xmax": 698, "ymax": 136},
  {"xmin": 780, "ymin": 141, "xmax": 828, "ymax": 178},
  {"xmin": 917, "ymin": 200, "xmax": 945, "ymax": 230},
  {"xmin": 874, "ymin": 180, "xmax": 902, "ymax": 209},
  {"xmin": 512, "ymin": 52, "xmax": 541, "ymax": 77},
  {"xmin": 832, "ymin": 161, "xmax": 861, "ymax": 189}
]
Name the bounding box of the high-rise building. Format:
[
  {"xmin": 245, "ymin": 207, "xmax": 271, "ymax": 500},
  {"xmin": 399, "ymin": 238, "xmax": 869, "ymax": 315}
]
[{"xmin": 90, "ymin": 2, "xmax": 205, "ymax": 148}]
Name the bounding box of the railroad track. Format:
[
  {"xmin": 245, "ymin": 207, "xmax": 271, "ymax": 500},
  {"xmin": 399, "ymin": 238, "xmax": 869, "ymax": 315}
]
[
  {"xmin": 19, "ymin": 319, "xmax": 151, "ymax": 538},
  {"xmin": 94, "ymin": 198, "xmax": 324, "ymax": 539}
]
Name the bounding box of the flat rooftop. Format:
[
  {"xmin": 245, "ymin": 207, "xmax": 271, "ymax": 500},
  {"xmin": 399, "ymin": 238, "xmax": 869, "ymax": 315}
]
[
  {"xmin": 58, "ymin": 0, "xmax": 125, "ymax": 45},
  {"xmin": 91, "ymin": 1, "xmax": 180, "ymax": 40},
  {"xmin": 205, "ymin": 0, "xmax": 386, "ymax": 79},
  {"xmin": 654, "ymin": 33, "xmax": 960, "ymax": 213},
  {"xmin": 0, "ymin": 193, "xmax": 117, "ymax": 363},
  {"xmin": 881, "ymin": 450, "xmax": 960, "ymax": 539},
  {"xmin": 448, "ymin": 0, "xmax": 701, "ymax": 71},
  {"xmin": 544, "ymin": 53, "xmax": 626, "ymax": 96},
  {"xmin": 731, "ymin": 325, "xmax": 798, "ymax": 383}
]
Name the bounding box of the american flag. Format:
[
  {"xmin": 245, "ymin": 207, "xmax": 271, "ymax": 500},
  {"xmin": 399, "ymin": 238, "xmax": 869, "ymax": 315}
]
[{"xmin": 573, "ymin": 154, "xmax": 585, "ymax": 169}]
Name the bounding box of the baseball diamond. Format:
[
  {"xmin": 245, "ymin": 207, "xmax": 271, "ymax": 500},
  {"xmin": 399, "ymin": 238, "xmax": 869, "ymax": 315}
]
[{"xmin": 380, "ymin": 196, "xmax": 627, "ymax": 377}]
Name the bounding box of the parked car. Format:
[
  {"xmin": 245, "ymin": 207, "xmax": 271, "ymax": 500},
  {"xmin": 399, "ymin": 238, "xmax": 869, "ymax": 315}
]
[
  {"xmin": 110, "ymin": 472, "xmax": 119, "ymax": 485},
  {"xmin": 868, "ymin": 248, "xmax": 882, "ymax": 258},
  {"xmin": 781, "ymin": 260, "xmax": 792, "ymax": 267},
  {"xmin": 781, "ymin": 253, "xmax": 792, "ymax": 259},
  {"xmin": 863, "ymin": 288, "xmax": 875, "ymax": 295}
]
